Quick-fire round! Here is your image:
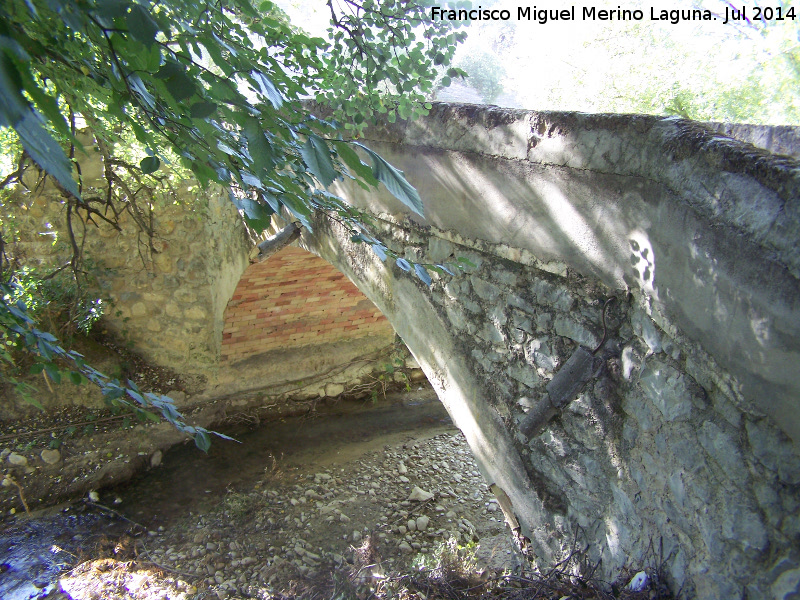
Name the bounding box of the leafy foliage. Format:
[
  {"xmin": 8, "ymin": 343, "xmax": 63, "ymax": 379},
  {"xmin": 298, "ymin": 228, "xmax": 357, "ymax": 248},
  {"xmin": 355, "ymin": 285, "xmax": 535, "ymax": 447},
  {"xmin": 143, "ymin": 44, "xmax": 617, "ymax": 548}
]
[
  {"xmin": 1, "ymin": 280, "xmax": 234, "ymax": 450},
  {"xmin": 0, "ymin": 0, "xmax": 465, "ymax": 229},
  {"xmin": 0, "ymin": 0, "xmax": 467, "ymax": 444},
  {"xmin": 455, "ymin": 50, "xmax": 505, "ymax": 104},
  {"xmin": 318, "ymin": 0, "xmax": 467, "ymax": 128}
]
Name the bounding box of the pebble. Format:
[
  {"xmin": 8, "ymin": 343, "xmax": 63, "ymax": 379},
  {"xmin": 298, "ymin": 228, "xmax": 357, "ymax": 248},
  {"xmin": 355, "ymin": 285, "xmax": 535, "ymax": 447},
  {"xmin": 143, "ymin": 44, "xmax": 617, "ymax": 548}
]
[
  {"xmin": 40, "ymin": 449, "xmax": 61, "ymax": 465},
  {"xmin": 7, "ymin": 453, "xmax": 27, "ymax": 467},
  {"xmin": 408, "ymin": 486, "xmax": 434, "ymax": 502},
  {"xmin": 114, "ymin": 430, "xmax": 504, "ymax": 598}
]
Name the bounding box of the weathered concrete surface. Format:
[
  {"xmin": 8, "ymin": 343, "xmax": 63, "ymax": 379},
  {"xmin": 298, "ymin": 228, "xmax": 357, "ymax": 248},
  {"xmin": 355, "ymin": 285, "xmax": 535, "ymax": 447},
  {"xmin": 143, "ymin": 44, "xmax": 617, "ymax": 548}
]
[
  {"xmin": 333, "ymin": 104, "xmax": 800, "ymax": 446},
  {"xmin": 289, "ymin": 104, "xmax": 800, "ymax": 599},
  {"xmin": 10, "ymin": 104, "xmax": 800, "ymax": 598},
  {"xmin": 706, "ymin": 121, "xmax": 800, "ymax": 159},
  {"xmin": 301, "ymin": 207, "xmax": 800, "ymax": 599}
]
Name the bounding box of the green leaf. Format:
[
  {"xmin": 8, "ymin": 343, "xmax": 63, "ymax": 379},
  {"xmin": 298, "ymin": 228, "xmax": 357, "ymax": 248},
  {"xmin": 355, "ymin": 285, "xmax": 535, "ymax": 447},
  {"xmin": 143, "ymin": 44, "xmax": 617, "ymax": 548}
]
[
  {"xmin": 94, "ymin": 0, "xmax": 131, "ymax": 20},
  {"xmin": 128, "ymin": 73, "xmax": 155, "ymax": 109},
  {"xmin": 354, "ymin": 143, "xmax": 424, "ymax": 216},
  {"xmin": 333, "ymin": 141, "xmax": 378, "ymax": 186},
  {"xmin": 190, "ymin": 101, "xmax": 217, "ymax": 119},
  {"xmin": 243, "ymin": 116, "xmax": 276, "ymax": 172},
  {"xmin": 142, "ymin": 410, "xmax": 160, "ymax": 422},
  {"xmin": 251, "ymin": 70, "xmax": 282, "ymax": 109},
  {"xmin": 436, "ymin": 264, "xmax": 455, "ymax": 276},
  {"xmin": 232, "ymin": 196, "xmax": 273, "ymax": 231},
  {"xmin": 164, "ymin": 71, "xmax": 197, "ymax": 101},
  {"xmin": 37, "ymin": 338, "xmax": 52, "ymax": 361},
  {"xmin": 300, "ymin": 134, "xmax": 337, "ymax": 188},
  {"xmin": 127, "ymin": 4, "xmax": 160, "ymax": 46},
  {"xmin": 155, "ymin": 61, "xmax": 182, "ymax": 80},
  {"xmin": 211, "ymin": 430, "xmax": 239, "ymax": 442},
  {"xmin": 194, "ymin": 429, "xmax": 211, "ymax": 452},
  {"xmin": 44, "ymin": 362, "xmax": 61, "ymax": 384},
  {"xmin": 240, "ymin": 170, "xmax": 263, "ymax": 189},
  {"xmin": 7, "ymin": 108, "xmax": 80, "ymax": 197},
  {"xmin": 140, "ymin": 156, "xmax": 160, "ymax": 173},
  {"xmin": 457, "ymin": 257, "xmax": 477, "ymax": 268},
  {"xmin": 371, "ymin": 243, "xmax": 387, "ymax": 261},
  {"xmin": 17, "ymin": 61, "xmax": 72, "ymax": 140},
  {"xmin": 414, "ymin": 263, "xmax": 432, "ymax": 286}
]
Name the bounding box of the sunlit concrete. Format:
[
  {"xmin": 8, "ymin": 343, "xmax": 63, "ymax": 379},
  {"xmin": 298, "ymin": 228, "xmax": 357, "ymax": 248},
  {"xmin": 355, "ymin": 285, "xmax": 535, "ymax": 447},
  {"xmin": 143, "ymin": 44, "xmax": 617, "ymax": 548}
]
[{"xmin": 331, "ymin": 104, "xmax": 800, "ymax": 445}]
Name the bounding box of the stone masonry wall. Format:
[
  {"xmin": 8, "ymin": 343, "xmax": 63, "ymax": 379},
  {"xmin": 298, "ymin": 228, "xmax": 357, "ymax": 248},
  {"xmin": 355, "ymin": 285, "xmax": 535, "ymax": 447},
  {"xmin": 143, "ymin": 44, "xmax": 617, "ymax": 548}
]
[
  {"xmin": 10, "ymin": 163, "xmax": 404, "ymax": 411},
  {"xmin": 301, "ymin": 104, "xmax": 800, "ymax": 599},
  {"xmin": 306, "ymin": 212, "xmax": 800, "ymax": 600},
  {"xmin": 221, "ymin": 247, "xmax": 392, "ymax": 362},
  {"xmin": 11, "ymin": 180, "xmax": 250, "ymax": 381}
]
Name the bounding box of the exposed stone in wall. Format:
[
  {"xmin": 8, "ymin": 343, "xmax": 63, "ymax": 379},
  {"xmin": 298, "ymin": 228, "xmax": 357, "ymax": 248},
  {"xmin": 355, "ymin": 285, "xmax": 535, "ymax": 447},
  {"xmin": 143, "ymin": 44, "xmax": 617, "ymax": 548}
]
[
  {"xmin": 301, "ymin": 103, "xmax": 800, "ymax": 599},
  {"xmin": 11, "ymin": 170, "xmax": 409, "ymax": 414},
  {"xmin": 303, "ymin": 212, "xmax": 800, "ymax": 599},
  {"xmin": 12, "ymin": 182, "xmax": 250, "ymax": 379},
  {"xmin": 221, "ymin": 247, "xmax": 392, "ymax": 361},
  {"xmin": 333, "ymin": 103, "xmax": 800, "ymax": 446}
]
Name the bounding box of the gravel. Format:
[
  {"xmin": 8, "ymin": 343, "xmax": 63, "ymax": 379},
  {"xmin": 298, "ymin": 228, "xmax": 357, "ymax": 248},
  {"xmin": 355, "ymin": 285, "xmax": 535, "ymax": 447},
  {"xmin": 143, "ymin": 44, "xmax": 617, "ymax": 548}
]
[{"xmin": 114, "ymin": 429, "xmax": 516, "ymax": 599}]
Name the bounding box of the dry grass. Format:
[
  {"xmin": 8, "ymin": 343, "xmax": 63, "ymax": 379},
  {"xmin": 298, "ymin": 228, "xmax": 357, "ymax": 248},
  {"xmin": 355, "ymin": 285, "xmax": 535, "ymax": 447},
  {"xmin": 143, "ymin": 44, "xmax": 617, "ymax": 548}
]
[{"xmin": 274, "ymin": 535, "xmax": 677, "ymax": 600}]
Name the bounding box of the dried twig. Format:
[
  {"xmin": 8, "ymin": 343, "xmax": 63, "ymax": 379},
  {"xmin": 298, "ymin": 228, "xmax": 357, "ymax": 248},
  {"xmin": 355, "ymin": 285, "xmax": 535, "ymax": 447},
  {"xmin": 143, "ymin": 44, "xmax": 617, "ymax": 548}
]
[{"xmin": 2, "ymin": 474, "xmax": 31, "ymax": 515}]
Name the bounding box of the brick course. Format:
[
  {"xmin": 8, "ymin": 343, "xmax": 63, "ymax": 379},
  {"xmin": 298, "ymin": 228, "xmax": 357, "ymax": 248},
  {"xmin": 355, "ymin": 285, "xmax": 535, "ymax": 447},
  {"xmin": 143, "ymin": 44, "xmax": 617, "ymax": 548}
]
[{"xmin": 221, "ymin": 247, "xmax": 392, "ymax": 362}]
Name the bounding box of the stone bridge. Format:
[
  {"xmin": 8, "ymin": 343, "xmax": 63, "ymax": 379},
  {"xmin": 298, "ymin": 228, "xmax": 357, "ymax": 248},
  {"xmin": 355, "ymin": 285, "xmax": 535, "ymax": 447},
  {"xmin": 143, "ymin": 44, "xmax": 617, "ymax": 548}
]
[
  {"xmin": 13, "ymin": 104, "xmax": 800, "ymax": 598},
  {"xmin": 294, "ymin": 106, "xmax": 800, "ymax": 599}
]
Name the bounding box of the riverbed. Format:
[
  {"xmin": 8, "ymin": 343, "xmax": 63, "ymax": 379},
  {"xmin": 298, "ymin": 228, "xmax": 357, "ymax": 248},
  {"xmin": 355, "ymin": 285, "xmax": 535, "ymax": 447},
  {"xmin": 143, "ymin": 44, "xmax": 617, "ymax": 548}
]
[{"xmin": 1, "ymin": 387, "xmax": 515, "ymax": 600}]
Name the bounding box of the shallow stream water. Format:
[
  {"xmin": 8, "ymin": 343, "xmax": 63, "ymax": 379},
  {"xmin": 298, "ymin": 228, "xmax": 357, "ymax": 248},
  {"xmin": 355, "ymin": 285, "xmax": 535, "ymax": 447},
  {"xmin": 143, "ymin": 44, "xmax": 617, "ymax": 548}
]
[
  {"xmin": 0, "ymin": 388, "xmax": 453, "ymax": 600},
  {"xmin": 116, "ymin": 387, "xmax": 451, "ymax": 527}
]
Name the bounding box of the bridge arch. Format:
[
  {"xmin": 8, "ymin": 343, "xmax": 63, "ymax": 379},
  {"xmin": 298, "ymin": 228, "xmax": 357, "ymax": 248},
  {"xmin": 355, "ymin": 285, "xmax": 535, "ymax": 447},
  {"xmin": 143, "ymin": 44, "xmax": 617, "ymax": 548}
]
[
  {"xmin": 213, "ymin": 246, "xmax": 401, "ymax": 401},
  {"xmin": 290, "ymin": 104, "xmax": 800, "ymax": 598},
  {"xmin": 10, "ymin": 103, "xmax": 800, "ymax": 598}
]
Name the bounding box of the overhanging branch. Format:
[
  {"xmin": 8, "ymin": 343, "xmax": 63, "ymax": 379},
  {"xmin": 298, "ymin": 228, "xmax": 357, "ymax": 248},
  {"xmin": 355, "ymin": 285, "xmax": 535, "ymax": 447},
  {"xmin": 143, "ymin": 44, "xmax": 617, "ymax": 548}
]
[{"xmin": 250, "ymin": 222, "xmax": 302, "ymax": 263}]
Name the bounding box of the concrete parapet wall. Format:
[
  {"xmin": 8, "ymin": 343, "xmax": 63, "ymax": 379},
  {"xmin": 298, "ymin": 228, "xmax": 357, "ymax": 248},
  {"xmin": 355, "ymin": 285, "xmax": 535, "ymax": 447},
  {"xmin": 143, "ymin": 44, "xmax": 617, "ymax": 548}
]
[{"xmin": 334, "ymin": 103, "xmax": 800, "ymax": 446}]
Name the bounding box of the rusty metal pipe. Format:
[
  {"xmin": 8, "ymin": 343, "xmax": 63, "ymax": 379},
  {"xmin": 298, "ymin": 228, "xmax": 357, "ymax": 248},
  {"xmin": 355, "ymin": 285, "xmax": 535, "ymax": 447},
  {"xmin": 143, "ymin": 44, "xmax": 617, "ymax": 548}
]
[{"xmin": 519, "ymin": 298, "xmax": 616, "ymax": 440}]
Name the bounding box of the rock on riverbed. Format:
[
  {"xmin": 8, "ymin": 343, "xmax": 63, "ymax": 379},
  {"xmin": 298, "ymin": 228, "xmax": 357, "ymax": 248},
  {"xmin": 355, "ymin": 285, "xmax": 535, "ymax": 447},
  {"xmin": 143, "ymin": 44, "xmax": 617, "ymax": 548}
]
[{"xmin": 116, "ymin": 430, "xmax": 515, "ymax": 599}]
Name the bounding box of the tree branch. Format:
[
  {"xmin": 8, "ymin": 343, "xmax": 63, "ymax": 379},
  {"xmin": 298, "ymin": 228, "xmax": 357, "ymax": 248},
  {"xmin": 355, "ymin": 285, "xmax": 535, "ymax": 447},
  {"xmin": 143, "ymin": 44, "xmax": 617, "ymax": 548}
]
[{"xmin": 250, "ymin": 222, "xmax": 302, "ymax": 262}]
